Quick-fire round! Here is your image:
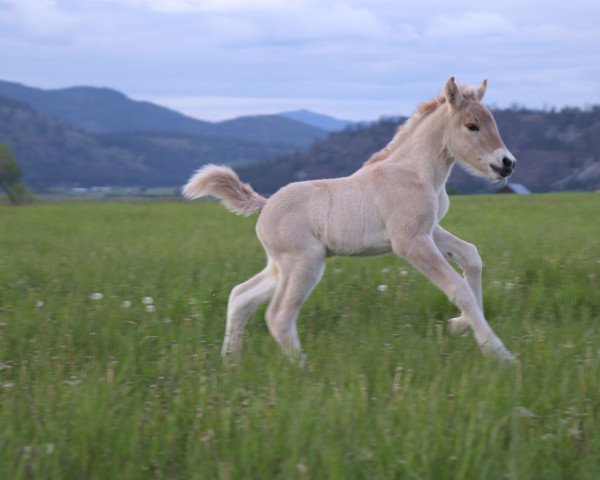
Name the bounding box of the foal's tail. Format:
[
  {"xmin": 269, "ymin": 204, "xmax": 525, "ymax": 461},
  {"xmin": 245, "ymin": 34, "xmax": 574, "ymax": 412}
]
[{"xmin": 182, "ymin": 164, "xmax": 267, "ymax": 216}]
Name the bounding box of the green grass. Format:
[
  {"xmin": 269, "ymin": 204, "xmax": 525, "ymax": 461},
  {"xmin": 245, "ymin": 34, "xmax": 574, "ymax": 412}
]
[{"xmin": 0, "ymin": 193, "xmax": 599, "ymax": 479}]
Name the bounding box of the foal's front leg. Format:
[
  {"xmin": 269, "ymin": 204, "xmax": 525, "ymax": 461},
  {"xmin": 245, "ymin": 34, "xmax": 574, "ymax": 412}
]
[
  {"xmin": 394, "ymin": 234, "xmax": 513, "ymax": 361},
  {"xmin": 433, "ymin": 225, "xmax": 482, "ymax": 336}
]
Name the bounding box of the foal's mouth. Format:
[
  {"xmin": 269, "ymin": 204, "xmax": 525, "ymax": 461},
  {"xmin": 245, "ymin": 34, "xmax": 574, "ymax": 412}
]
[{"xmin": 490, "ymin": 163, "xmax": 513, "ymax": 178}]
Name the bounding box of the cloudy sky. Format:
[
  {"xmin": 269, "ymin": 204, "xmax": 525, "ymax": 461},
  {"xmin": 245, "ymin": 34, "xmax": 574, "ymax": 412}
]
[{"xmin": 0, "ymin": 0, "xmax": 599, "ymax": 121}]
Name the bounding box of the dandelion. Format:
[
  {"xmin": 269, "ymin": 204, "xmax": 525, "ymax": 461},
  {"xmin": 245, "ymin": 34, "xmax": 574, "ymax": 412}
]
[
  {"xmin": 89, "ymin": 292, "xmax": 103, "ymax": 301},
  {"xmin": 121, "ymin": 300, "xmax": 132, "ymax": 308},
  {"xmin": 377, "ymin": 284, "xmax": 388, "ymax": 292},
  {"xmin": 515, "ymin": 406, "xmax": 537, "ymax": 418},
  {"xmin": 21, "ymin": 444, "xmax": 54, "ymax": 459},
  {"xmin": 569, "ymin": 424, "xmax": 585, "ymax": 442},
  {"xmin": 142, "ymin": 296, "xmax": 154, "ymax": 305},
  {"xmin": 145, "ymin": 305, "xmax": 156, "ymax": 313},
  {"xmin": 36, "ymin": 300, "xmax": 44, "ymax": 308}
]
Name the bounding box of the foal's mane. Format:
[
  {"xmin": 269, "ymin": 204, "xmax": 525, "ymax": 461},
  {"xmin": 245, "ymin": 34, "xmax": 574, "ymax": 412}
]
[{"xmin": 364, "ymin": 85, "xmax": 480, "ymax": 166}]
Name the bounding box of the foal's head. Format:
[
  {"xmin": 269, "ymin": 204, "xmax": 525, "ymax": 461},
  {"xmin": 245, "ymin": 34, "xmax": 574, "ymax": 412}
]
[{"xmin": 443, "ymin": 77, "xmax": 516, "ymax": 180}]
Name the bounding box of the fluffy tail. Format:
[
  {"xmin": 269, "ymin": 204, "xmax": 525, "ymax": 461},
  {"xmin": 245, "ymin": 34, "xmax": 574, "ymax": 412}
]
[{"xmin": 182, "ymin": 165, "xmax": 267, "ymax": 216}]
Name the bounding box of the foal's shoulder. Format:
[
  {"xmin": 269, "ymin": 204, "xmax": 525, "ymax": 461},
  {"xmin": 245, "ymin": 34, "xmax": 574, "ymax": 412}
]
[{"xmin": 364, "ymin": 162, "xmax": 423, "ymax": 189}]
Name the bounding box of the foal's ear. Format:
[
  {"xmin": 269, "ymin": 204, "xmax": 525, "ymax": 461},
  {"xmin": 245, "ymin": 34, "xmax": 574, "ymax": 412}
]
[
  {"xmin": 477, "ymin": 79, "xmax": 488, "ymax": 100},
  {"xmin": 444, "ymin": 76, "xmax": 463, "ymax": 108}
]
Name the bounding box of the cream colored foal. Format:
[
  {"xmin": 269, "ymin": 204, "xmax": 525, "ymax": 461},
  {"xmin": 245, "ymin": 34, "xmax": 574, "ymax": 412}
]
[{"xmin": 183, "ymin": 77, "xmax": 516, "ymax": 362}]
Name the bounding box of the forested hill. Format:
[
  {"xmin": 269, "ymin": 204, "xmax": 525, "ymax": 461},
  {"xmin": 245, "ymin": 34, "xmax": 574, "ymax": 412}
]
[
  {"xmin": 0, "ymin": 95, "xmax": 294, "ymax": 187},
  {"xmin": 0, "ymin": 80, "xmax": 326, "ymax": 147},
  {"xmin": 238, "ymin": 106, "xmax": 600, "ymax": 194}
]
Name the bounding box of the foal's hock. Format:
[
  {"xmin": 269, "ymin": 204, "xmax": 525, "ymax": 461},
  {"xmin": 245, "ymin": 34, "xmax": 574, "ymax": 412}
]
[{"xmin": 183, "ymin": 77, "xmax": 516, "ymax": 362}]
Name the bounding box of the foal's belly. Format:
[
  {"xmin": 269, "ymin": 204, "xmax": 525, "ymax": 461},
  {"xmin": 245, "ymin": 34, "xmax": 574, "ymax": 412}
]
[{"xmin": 322, "ymin": 226, "xmax": 392, "ymax": 257}]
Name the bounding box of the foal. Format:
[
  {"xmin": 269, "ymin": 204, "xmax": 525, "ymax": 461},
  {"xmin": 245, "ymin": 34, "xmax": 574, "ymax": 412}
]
[{"xmin": 183, "ymin": 77, "xmax": 516, "ymax": 361}]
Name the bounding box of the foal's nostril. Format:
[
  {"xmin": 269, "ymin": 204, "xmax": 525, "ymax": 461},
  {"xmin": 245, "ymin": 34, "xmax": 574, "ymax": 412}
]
[{"xmin": 502, "ymin": 157, "xmax": 514, "ymax": 169}]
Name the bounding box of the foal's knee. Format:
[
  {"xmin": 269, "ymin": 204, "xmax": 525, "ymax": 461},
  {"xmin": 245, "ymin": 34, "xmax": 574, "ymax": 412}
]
[{"xmin": 462, "ymin": 243, "xmax": 482, "ymax": 274}]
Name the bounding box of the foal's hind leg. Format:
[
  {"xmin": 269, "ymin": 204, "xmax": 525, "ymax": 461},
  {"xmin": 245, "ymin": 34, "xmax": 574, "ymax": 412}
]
[
  {"xmin": 265, "ymin": 249, "xmax": 325, "ymax": 359},
  {"xmin": 222, "ymin": 265, "xmax": 277, "ymax": 357}
]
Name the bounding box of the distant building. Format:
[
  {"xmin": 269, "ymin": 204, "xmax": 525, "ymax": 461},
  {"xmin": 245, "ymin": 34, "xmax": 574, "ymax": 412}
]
[{"xmin": 496, "ymin": 183, "xmax": 531, "ymax": 194}]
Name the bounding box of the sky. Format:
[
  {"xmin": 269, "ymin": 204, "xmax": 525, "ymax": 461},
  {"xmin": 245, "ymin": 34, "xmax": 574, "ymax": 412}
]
[{"xmin": 0, "ymin": 0, "xmax": 599, "ymax": 121}]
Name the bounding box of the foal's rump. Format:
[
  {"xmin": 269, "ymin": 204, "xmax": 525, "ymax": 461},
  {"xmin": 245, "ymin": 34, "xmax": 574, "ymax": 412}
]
[{"xmin": 256, "ymin": 181, "xmax": 328, "ymax": 254}]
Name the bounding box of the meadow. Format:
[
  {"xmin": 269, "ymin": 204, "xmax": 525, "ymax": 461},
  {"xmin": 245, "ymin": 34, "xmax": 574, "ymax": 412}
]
[{"xmin": 0, "ymin": 193, "xmax": 599, "ymax": 479}]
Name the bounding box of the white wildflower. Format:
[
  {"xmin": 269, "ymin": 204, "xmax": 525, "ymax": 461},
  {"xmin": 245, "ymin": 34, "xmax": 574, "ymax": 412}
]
[
  {"xmin": 36, "ymin": 300, "xmax": 44, "ymax": 308},
  {"xmin": 399, "ymin": 270, "xmax": 408, "ymax": 276},
  {"xmin": 145, "ymin": 305, "xmax": 156, "ymax": 313},
  {"xmin": 377, "ymin": 284, "xmax": 388, "ymax": 292},
  {"xmin": 121, "ymin": 300, "xmax": 132, "ymax": 308},
  {"xmin": 504, "ymin": 282, "xmax": 514, "ymax": 291},
  {"xmin": 89, "ymin": 292, "xmax": 103, "ymax": 301},
  {"xmin": 142, "ymin": 296, "xmax": 154, "ymax": 305},
  {"xmin": 515, "ymin": 406, "xmax": 536, "ymax": 418},
  {"xmin": 381, "ymin": 267, "xmax": 390, "ymax": 273}
]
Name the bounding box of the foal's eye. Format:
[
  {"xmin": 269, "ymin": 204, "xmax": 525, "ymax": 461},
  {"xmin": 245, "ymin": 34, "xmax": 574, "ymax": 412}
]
[{"xmin": 465, "ymin": 123, "xmax": 479, "ymax": 132}]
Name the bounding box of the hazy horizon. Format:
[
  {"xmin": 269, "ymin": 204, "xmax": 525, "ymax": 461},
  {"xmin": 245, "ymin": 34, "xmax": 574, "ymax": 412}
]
[{"xmin": 2, "ymin": 75, "xmax": 598, "ymax": 125}]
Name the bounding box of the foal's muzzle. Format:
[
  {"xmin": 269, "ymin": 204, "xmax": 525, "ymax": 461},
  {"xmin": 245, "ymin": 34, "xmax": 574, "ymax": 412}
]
[{"xmin": 491, "ymin": 157, "xmax": 515, "ymax": 178}]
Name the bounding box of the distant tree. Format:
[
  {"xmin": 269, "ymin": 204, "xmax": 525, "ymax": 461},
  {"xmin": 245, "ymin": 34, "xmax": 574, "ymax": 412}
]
[{"xmin": 0, "ymin": 144, "xmax": 32, "ymax": 205}]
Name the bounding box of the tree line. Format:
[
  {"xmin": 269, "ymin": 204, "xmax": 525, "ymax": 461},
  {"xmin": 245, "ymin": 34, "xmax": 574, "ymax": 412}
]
[{"xmin": 0, "ymin": 144, "xmax": 31, "ymax": 205}]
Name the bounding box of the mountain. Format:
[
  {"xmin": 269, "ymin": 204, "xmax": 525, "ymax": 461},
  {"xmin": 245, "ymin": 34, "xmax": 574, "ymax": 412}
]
[
  {"xmin": 0, "ymin": 80, "xmax": 326, "ymax": 147},
  {"xmin": 0, "ymin": 95, "xmax": 293, "ymax": 187},
  {"xmin": 214, "ymin": 114, "xmax": 326, "ymax": 147},
  {"xmin": 237, "ymin": 106, "xmax": 600, "ymax": 194},
  {"xmin": 0, "ymin": 80, "xmax": 211, "ymax": 134},
  {"xmin": 280, "ymin": 109, "xmax": 353, "ymax": 131}
]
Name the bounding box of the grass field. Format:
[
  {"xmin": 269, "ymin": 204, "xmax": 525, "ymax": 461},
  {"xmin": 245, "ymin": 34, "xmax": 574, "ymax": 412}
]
[{"xmin": 1, "ymin": 193, "xmax": 599, "ymax": 479}]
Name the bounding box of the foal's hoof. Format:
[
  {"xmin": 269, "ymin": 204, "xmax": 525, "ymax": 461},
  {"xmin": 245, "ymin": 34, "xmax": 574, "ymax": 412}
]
[
  {"xmin": 448, "ymin": 316, "xmax": 470, "ymax": 336},
  {"xmin": 481, "ymin": 341, "xmax": 515, "ymax": 363}
]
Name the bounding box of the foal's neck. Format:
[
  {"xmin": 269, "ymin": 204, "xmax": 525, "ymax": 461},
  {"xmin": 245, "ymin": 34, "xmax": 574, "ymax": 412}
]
[{"xmin": 382, "ymin": 106, "xmax": 454, "ymax": 192}]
